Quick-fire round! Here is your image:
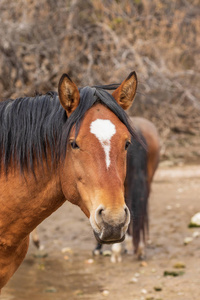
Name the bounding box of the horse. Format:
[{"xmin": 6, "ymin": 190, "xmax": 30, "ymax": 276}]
[
  {"xmin": 94, "ymin": 117, "xmax": 160, "ymax": 260},
  {"xmin": 0, "ymin": 71, "xmax": 138, "ymax": 290},
  {"xmin": 31, "ymin": 228, "xmax": 40, "ymax": 249}
]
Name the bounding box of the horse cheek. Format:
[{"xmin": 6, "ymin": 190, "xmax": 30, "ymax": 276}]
[{"xmin": 60, "ymin": 157, "xmax": 79, "ymax": 205}]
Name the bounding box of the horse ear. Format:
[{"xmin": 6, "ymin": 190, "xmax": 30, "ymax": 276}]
[
  {"xmin": 112, "ymin": 71, "xmax": 137, "ymax": 110},
  {"xmin": 58, "ymin": 74, "xmax": 80, "ymax": 117}
]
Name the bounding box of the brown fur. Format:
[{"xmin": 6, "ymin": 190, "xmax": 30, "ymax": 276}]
[
  {"xmin": 0, "ymin": 71, "xmax": 137, "ymax": 290},
  {"xmin": 131, "ymin": 117, "xmax": 160, "ymax": 185}
]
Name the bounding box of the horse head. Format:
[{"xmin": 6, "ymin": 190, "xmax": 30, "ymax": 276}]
[{"xmin": 58, "ymin": 72, "xmax": 137, "ymax": 244}]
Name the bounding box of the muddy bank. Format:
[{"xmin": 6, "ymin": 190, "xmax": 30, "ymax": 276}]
[{"xmin": 2, "ymin": 165, "xmax": 200, "ymax": 300}]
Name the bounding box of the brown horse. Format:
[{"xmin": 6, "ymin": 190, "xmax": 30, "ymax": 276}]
[
  {"xmin": 94, "ymin": 117, "xmax": 160, "ymax": 259},
  {"xmin": 0, "ymin": 71, "xmax": 138, "ymax": 290},
  {"xmin": 126, "ymin": 117, "xmax": 160, "ymax": 258}
]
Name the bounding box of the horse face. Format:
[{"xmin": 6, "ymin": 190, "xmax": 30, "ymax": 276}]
[{"xmin": 58, "ymin": 72, "xmax": 137, "ymax": 244}]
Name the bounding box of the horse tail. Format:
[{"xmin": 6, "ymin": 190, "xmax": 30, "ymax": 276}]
[{"xmin": 125, "ymin": 132, "xmax": 149, "ymax": 254}]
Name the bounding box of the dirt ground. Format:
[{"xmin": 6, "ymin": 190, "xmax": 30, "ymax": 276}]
[{"xmin": 1, "ymin": 164, "xmax": 200, "ymax": 300}]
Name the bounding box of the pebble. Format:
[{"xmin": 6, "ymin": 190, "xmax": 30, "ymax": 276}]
[
  {"xmin": 189, "ymin": 212, "xmax": 200, "ymax": 227},
  {"xmin": 154, "ymin": 286, "xmax": 162, "ymax": 291},
  {"xmin": 183, "ymin": 237, "xmax": 193, "ymax": 245},
  {"xmin": 193, "ymin": 231, "xmax": 200, "ymax": 238},
  {"xmin": 141, "ymin": 289, "xmax": 147, "ymax": 294},
  {"xmin": 130, "ymin": 277, "xmax": 138, "ymax": 283},
  {"xmin": 61, "ymin": 247, "xmax": 73, "ymax": 254},
  {"xmin": 140, "ymin": 261, "xmax": 148, "ymax": 267},
  {"xmin": 102, "ymin": 290, "xmax": 109, "ymax": 296},
  {"xmin": 173, "ymin": 262, "xmax": 186, "ymax": 269},
  {"xmin": 166, "ymin": 205, "xmax": 172, "ymax": 210},
  {"xmin": 44, "ymin": 287, "xmax": 57, "ymax": 293},
  {"xmin": 38, "ymin": 263, "xmax": 45, "ymax": 270},
  {"xmin": 85, "ymin": 258, "xmax": 94, "ymax": 264}
]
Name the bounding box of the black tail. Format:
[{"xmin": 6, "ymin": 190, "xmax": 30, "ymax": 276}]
[{"xmin": 125, "ymin": 133, "xmax": 149, "ymax": 253}]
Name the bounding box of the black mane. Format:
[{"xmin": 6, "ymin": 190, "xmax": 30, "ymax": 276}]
[{"xmin": 0, "ymin": 85, "xmax": 137, "ymax": 174}]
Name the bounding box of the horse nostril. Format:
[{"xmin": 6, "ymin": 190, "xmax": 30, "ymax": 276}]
[
  {"xmin": 98, "ymin": 208, "xmax": 104, "ymax": 216},
  {"xmin": 124, "ymin": 207, "xmax": 128, "ymax": 216},
  {"xmin": 95, "ymin": 206, "xmax": 105, "ymax": 223}
]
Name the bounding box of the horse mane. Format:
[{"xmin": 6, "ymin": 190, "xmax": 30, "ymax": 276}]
[{"xmin": 0, "ymin": 84, "xmax": 137, "ymax": 174}]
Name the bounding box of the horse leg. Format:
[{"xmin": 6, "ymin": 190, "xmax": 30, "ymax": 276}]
[
  {"xmin": 31, "ymin": 228, "xmax": 40, "ymax": 249},
  {"xmin": 0, "ymin": 236, "xmax": 29, "ymax": 289},
  {"xmin": 136, "ymin": 239, "xmax": 145, "ymax": 260},
  {"xmin": 111, "ymin": 243, "xmax": 122, "ymax": 263},
  {"xmin": 93, "ymin": 242, "xmax": 103, "ymax": 256}
]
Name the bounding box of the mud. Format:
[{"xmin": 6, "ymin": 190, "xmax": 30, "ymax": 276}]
[{"xmin": 2, "ymin": 165, "xmax": 200, "ymax": 300}]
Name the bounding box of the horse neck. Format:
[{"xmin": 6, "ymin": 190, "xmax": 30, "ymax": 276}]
[{"xmin": 0, "ymin": 164, "xmax": 65, "ymax": 247}]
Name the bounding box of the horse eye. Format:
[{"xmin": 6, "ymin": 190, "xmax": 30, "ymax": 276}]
[
  {"xmin": 70, "ymin": 141, "xmax": 80, "ymax": 149},
  {"xmin": 125, "ymin": 140, "xmax": 131, "ymax": 150}
]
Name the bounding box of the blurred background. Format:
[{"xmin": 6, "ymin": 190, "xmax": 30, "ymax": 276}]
[{"xmin": 0, "ymin": 0, "xmax": 199, "ymax": 164}]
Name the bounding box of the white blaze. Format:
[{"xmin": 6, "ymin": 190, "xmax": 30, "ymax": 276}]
[{"xmin": 90, "ymin": 119, "xmax": 116, "ymax": 169}]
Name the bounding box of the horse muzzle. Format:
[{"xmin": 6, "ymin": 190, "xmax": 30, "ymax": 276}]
[
  {"xmin": 90, "ymin": 204, "xmax": 130, "ymax": 244},
  {"xmin": 93, "ymin": 226, "xmax": 126, "ymax": 244}
]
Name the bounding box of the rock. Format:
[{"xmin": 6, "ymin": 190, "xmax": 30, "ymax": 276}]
[
  {"xmin": 44, "ymin": 287, "xmax": 57, "ymax": 293},
  {"xmin": 63, "ymin": 255, "xmax": 69, "ymax": 260},
  {"xmin": 61, "ymin": 247, "xmax": 73, "ymax": 254},
  {"xmin": 189, "ymin": 212, "xmax": 200, "ymax": 227},
  {"xmin": 38, "ymin": 263, "xmax": 45, "ymax": 270},
  {"xmin": 102, "ymin": 290, "xmax": 109, "ymax": 296},
  {"xmin": 129, "ymin": 277, "xmax": 138, "ymax": 283},
  {"xmin": 154, "ymin": 286, "xmax": 162, "ymax": 291},
  {"xmin": 192, "ymin": 231, "xmax": 200, "ymax": 238},
  {"xmin": 166, "ymin": 205, "xmax": 172, "ymax": 210},
  {"xmin": 164, "ymin": 270, "xmax": 184, "ymax": 277},
  {"xmin": 183, "ymin": 237, "xmax": 193, "ymax": 245},
  {"xmin": 173, "ymin": 262, "xmax": 186, "ymax": 269},
  {"xmin": 141, "ymin": 289, "xmax": 147, "ymax": 294},
  {"xmin": 140, "ymin": 261, "xmax": 148, "ymax": 267},
  {"xmin": 85, "ymin": 258, "xmax": 94, "ymax": 264}
]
